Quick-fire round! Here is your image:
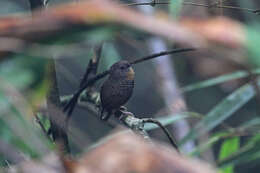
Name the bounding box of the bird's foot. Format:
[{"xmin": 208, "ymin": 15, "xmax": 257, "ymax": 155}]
[{"xmin": 115, "ymin": 107, "xmax": 135, "ymax": 120}]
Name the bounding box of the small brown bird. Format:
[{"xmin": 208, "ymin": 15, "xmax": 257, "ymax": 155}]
[{"xmin": 100, "ymin": 60, "xmax": 135, "ymax": 120}]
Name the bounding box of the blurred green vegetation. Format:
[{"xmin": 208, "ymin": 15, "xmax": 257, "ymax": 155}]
[{"xmin": 0, "ymin": 0, "xmax": 260, "ymax": 173}]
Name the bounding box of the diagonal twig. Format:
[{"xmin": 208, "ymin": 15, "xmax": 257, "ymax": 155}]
[
  {"xmin": 80, "ymin": 44, "xmax": 103, "ymax": 88},
  {"xmin": 65, "ymin": 44, "xmax": 104, "ymax": 127},
  {"xmin": 142, "ymin": 118, "xmax": 179, "ymax": 151},
  {"xmin": 130, "ymin": 48, "xmax": 195, "ymax": 65}
]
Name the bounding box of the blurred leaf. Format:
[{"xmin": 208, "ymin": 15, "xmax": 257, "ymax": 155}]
[
  {"xmin": 0, "ymin": 119, "xmax": 13, "ymax": 142},
  {"xmin": 169, "ymin": 0, "xmax": 183, "ymax": 18},
  {"xmin": 144, "ymin": 113, "xmax": 195, "ymax": 131},
  {"xmin": 190, "ymin": 117, "xmax": 260, "ymax": 159},
  {"xmin": 246, "ymin": 25, "xmax": 260, "ymax": 67},
  {"xmin": 190, "ymin": 132, "xmax": 228, "ymax": 157},
  {"xmin": 0, "ymin": 60, "xmax": 35, "ymax": 90},
  {"xmin": 0, "ymin": 98, "xmax": 51, "ymax": 158},
  {"xmin": 101, "ymin": 42, "xmax": 121, "ymax": 70},
  {"xmin": 218, "ymin": 137, "xmax": 240, "ymax": 173},
  {"xmin": 0, "ymin": 59, "xmax": 52, "ymax": 159},
  {"xmin": 0, "ymin": 111, "xmax": 45, "ymax": 158},
  {"xmin": 180, "ymin": 82, "xmax": 256, "ymax": 146},
  {"xmin": 48, "ymin": 27, "xmax": 115, "ymax": 45},
  {"xmin": 238, "ymin": 1, "xmax": 256, "ymax": 23},
  {"xmin": 182, "ymin": 69, "xmax": 260, "ymax": 93},
  {"xmin": 85, "ymin": 28, "xmax": 115, "ymax": 45},
  {"xmin": 0, "ymin": 0, "xmax": 27, "ymax": 15},
  {"xmin": 239, "ymin": 117, "xmax": 260, "ymax": 132},
  {"xmin": 29, "ymin": 77, "xmax": 49, "ymax": 107}
]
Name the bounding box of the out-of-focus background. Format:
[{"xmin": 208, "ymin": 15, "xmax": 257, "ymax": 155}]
[{"xmin": 0, "ymin": 0, "xmax": 260, "ymax": 173}]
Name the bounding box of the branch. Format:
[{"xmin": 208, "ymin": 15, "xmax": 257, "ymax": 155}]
[
  {"xmin": 63, "ymin": 70, "xmax": 109, "ymax": 117},
  {"xmin": 80, "ymin": 44, "xmax": 103, "ymax": 88},
  {"xmin": 117, "ymin": 111, "xmax": 151, "ymax": 141},
  {"xmin": 35, "ymin": 114, "xmax": 48, "ymax": 135},
  {"xmin": 65, "ymin": 44, "xmax": 104, "ymax": 127},
  {"xmin": 142, "ymin": 118, "xmax": 179, "ymax": 151},
  {"xmin": 62, "ymin": 92, "xmax": 179, "ymax": 151},
  {"xmin": 130, "ymin": 48, "xmax": 195, "ymax": 65},
  {"xmin": 126, "ymin": 1, "xmax": 260, "ymax": 15}
]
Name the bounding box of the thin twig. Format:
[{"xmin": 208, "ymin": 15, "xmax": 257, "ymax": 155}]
[
  {"xmin": 142, "ymin": 118, "xmax": 179, "ymax": 151},
  {"xmin": 63, "ymin": 70, "xmax": 109, "ymax": 116},
  {"xmin": 126, "ymin": 1, "xmax": 260, "ymax": 15},
  {"xmin": 35, "ymin": 115, "xmax": 48, "ymax": 135},
  {"xmin": 130, "ymin": 48, "xmax": 195, "ymax": 65},
  {"xmin": 125, "ymin": 1, "xmax": 169, "ymax": 6},
  {"xmin": 209, "ymin": 0, "xmax": 228, "ymax": 7},
  {"xmin": 35, "ymin": 114, "xmax": 54, "ymax": 141},
  {"xmin": 79, "ymin": 44, "xmax": 103, "ymax": 88}
]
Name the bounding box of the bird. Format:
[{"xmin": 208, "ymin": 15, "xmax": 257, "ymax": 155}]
[{"xmin": 100, "ymin": 60, "xmax": 135, "ymax": 120}]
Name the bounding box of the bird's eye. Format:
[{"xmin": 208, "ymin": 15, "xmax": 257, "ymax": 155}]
[{"xmin": 120, "ymin": 66, "xmax": 125, "ymax": 70}]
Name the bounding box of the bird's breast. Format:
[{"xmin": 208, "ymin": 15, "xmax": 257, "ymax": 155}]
[
  {"xmin": 126, "ymin": 68, "xmax": 135, "ymax": 81},
  {"xmin": 101, "ymin": 78, "xmax": 134, "ymax": 110}
]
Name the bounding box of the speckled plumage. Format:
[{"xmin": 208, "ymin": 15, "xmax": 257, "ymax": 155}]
[{"xmin": 100, "ymin": 60, "xmax": 134, "ymax": 120}]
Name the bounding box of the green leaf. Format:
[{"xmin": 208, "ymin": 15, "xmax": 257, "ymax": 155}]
[
  {"xmin": 190, "ymin": 132, "xmax": 228, "ymax": 157},
  {"xmin": 218, "ymin": 137, "xmax": 240, "ymax": 173},
  {"xmin": 218, "ymin": 134, "xmax": 260, "ymax": 168},
  {"xmin": 144, "ymin": 113, "xmax": 194, "ymax": 131},
  {"xmin": 182, "ymin": 69, "xmax": 260, "ymax": 93},
  {"xmin": 180, "ymin": 82, "xmax": 256, "ymax": 146},
  {"xmin": 0, "ymin": 80, "xmax": 52, "ymax": 158}
]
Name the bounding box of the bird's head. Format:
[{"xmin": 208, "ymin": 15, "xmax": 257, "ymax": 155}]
[{"xmin": 109, "ymin": 60, "xmax": 134, "ymax": 80}]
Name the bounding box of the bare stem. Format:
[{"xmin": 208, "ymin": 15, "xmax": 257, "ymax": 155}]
[
  {"xmin": 142, "ymin": 118, "xmax": 179, "ymax": 151},
  {"xmin": 130, "ymin": 48, "xmax": 195, "ymax": 65},
  {"xmin": 126, "ymin": 1, "xmax": 260, "ymax": 15},
  {"xmin": 63, "ymin": 70, "xmax": 109, "ymax": 116}
]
